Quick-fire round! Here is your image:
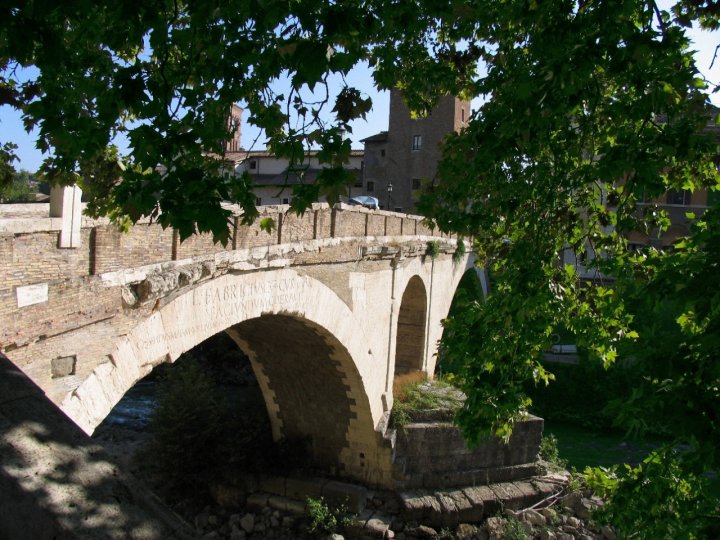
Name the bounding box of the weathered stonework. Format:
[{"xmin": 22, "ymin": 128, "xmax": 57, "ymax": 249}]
[
  {"xmin": 392, "ymin": 416, "xmax": 544, "ymax": 489},
  {"xmin": 0, "ymin": 202, "xmax": 489, "ymax": 489}
]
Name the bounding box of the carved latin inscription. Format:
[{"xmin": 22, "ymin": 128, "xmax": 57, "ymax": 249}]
[
  {"xmin": 138, "ymin": 275, "xmax": 310, "ymax": 353},
  {"xmin": 192, "ymin": 277, "xmax": 306, "ymax": 319}
]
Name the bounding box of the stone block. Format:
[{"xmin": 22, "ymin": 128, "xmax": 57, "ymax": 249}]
[
  {"xmin": 494, "ymin": 482, "xmax": 527, "ymax": 510},
  {"xmin": 424, "ymin": 495, "xmax": 444, "ymax": 529},
  {"xmin": 448, "ymin": 490, "xmax": 482, "ymax": 524},
  {"xmin": 434, "ymin": 492, "xmax": 459, "ymax": 529},
  {"xmin": 51, "ymin": 355, "xmax": 76, "ymax": 378},
  {"xmin": 246, "ymin": 492, "xmax": 270, "ymax": 511},
  {"xmin": 365, "ymin": 516, "xmax": 391, "ymax": 538},
  {"xmin": 285, "ymin": 477, "xmax": 325, "ymax": 501},
  {"xmin": 513, "ymin": 481, "xmax": 542, "ymax": 507},
  {"xmin": 398, "ymin": 492, "xmax": 435, "ymax": 521},
  {"xmin": 258, "ymin": 475, "xmax": 286, "ymax": 496},
  {"xmin": 321, "ymin": 480, "xmax": 367, "ymax": 514}
]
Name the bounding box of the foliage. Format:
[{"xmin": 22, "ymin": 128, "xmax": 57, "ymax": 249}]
[
  {"xmin": 3, "ymin": 0, "xmax": 720, "ymax": 533},
  {"xmin": 0, "ymin": 169, "xmax": 37, "ymax": 203},
  {"xmin": 1, "ymin": 0, "xmax": 400, "ymax": 242},
  {"xmin": 538, "ymin": 433, "xmax": 567, "ymax": 472},
  {"xmin": 305, "ymin": 497, "xmax": 352, "ymax": 537},
  {"xmin": 144, "ymin": 357, "xmax": 222, "ymax": 494},
  {"xmin": 0, "ymin": 142, "xmax": 18, "ymax": 188},
  {"xmin": 143, "ymin": 346, "xmax": 274, "ymax": 499},
  {"xmin": 409, "ymin": 1, "xmax": 720, "ymax": 534},
  {"xmin": 426, "ymin": 240, "xmax": 440, "ymax": 258},
  {"xmin": 502, "ymin": 514, "xmax": 530, "ymax": 540},
  {"xmin": 585, "ymin": 449, "xmax": 720, "ymax": 539},
  {"xmin": 525, "ymin": 360, "xmax": 654, "ymax": 432},
  {"xmin": 452, "ymin": 237, "xmax": 466, "ymax": 263}
]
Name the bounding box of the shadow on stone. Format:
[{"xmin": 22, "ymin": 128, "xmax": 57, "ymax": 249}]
[{"xmin": 0, "ymin": 353, "xmax": 194, "ymax": 539}]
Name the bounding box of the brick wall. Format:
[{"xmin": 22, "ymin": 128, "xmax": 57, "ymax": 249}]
[
  {"xmin": 0, "ymin": 204, "xmax": 443, "ymax": 352},
  {"xmin": 93, "ymin": 225, "xmax": 173, "ymax": 274}
]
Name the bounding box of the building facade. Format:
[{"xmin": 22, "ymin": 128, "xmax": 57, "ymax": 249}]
[
  {"xmin": 229, "ymin": 150, "xmax": 364, "ymax": 206},
  {"xmin": 362, "ymin": 90, "xmax": 470, "ymax": 212},
  {"xmin": 220, "ymin": 104, "xmax": 363, "ymax": 206}
]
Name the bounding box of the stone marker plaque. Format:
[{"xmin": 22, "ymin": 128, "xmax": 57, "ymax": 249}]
[{"xmin": 16, "ymin": 283, "xmax": 49, "ymax": 308}]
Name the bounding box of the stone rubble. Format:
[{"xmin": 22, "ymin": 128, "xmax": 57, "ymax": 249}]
[{"xmin": 187, "ymin": 476, "xmax": 617, "ymax": 540}]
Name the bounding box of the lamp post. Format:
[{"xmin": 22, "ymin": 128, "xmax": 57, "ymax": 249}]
[{"xmin": 386, "ymin": 182, "xmax": 393, "ymax": 211}]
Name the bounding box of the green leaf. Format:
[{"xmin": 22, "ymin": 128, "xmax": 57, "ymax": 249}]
[{"xmin": 259, "ymin": 217, "xmax": 276, "ymax": 234}]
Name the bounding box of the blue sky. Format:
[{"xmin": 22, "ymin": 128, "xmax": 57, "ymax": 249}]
[{"xmin": 1, "ymin": 23, "xmax": 718, "ymax": 172}]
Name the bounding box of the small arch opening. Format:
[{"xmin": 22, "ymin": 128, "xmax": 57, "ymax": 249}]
[
  {"xmin": 394, "ymin": 275, "xmax": 428, "ymax": 375},
  {"xmin": 435, "ymin": 268, "xmax": 484, "ymax": 377}
]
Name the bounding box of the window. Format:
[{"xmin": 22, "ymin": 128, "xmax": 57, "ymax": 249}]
[
  {"xmin": 412, "ymin": 135, "xmax": 422, "ymax": 151},
  {"xmin": 461, "ymin": 108, "xmax": 465, "ymax": 123},
  {"xmin": 366, "ymin": 181, "xmax": 375, "ymax": 192},
  {"xmin": 255, "ymin": 197, "xmax": 262, "ymax": 205},
  {"xmin": 394, "ymin": 207, "xmax": 403, "ymax": 213},
  {"xmin": 282, "ymin": 198, "xmax": 290, "ymax": 205},
  {"xmin": 380, "ymin": 149, "xmax": 386, "ymax": 157},
  {"xmin": 667, "ymin": 189, "xmax": 691, "ymax": 205},
  {"xmin": 249, "ymin": 160, "xmax": 257, "ymax": 170},
  {"xmin": 412, "ymin": 178, "xmax": 421, "ymax": 190}
]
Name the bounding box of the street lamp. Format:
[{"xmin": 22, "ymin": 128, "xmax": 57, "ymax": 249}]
[{"xmin": 386, "ymin": 182, "xmax": 393, "ymax": 211}]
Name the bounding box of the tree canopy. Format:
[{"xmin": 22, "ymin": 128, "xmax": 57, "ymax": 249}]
[{"xmin": 2, "ymin": 0, "xmax": 720, "ymax": 535}]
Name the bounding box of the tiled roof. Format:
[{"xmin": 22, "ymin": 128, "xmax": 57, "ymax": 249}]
[
  {"xmin": 361, "ymin": 131, "xmax": 388, "ymax": 143},
  {"xmin": 224, "ymin": 149, "xmax": 364, "ymax": 160}
]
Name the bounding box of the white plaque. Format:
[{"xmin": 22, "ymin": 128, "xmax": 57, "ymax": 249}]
[{"xmin": 16, "ymin": 283, "xmax": 49, "ymax": 308}]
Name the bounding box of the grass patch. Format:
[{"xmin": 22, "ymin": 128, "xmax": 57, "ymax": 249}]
[
  {"xmin": 544, "ymin": 420, "xmax": 666, "ymax": 470},
  {"xmin": 391, "ymin": 372, "xmax": 464, "ymax": 428}
]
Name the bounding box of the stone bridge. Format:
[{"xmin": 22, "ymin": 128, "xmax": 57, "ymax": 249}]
[{"xmin": 1, "ymin": 199, "xmax": 486, "ymax": 488}]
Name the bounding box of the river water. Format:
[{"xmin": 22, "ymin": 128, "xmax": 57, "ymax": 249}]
[{"xmin": 99, "ymin": 379, "xmax": 158, "ymax": 431}]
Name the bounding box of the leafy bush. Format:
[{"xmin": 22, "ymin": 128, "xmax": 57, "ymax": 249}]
[
  {"xmin": 143, "ymin": 357, "xmax": 223, "ymax": 495},
  {"xmin": 305, "ymin": 497, "xmax": 352, "ymax": 537},
  {"xmin": 502, "ymin": 514, "xmax": 529, "ymax": 540},
  {"xmin": 586, "ymin": 449, "xmax": 720, "ymax": 539},
  {"xmin": 0, "ymin": 169, "xmax": 36, "ymax": 203},
  {"xmin": 524, "ymin": 359, "xmax": 653, "ymax": 433},
  {"xmin": 141, "ymin": 348, "xmax": 274, "ymax": 501},
  {"xmin": 452, "ymin": 238, "xmax": 466, "ymax": 263},
  {"xmin": 539, "ymin": 433, "xmax": 567, "ymax": 471},
  {"xmin": 425, "ymin": 240, "xmax": 440, "ymax": 258}
]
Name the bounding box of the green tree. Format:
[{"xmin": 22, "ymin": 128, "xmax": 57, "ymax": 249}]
[
  {"xmin": 2, "ymin": 1, "xmax": 720, "ymax": 534},
  {"xmin": 0, "ymin": 168, "xmax": 37, "ymax": 202},
  {"xmin": 413, "ymin": 2, "xmax": 720, "ymax": 535}
]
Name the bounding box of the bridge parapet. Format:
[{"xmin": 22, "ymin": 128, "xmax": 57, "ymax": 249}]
[{"xmin": 1, "ymin": 202, "xmax": 456, "ymax": 353}]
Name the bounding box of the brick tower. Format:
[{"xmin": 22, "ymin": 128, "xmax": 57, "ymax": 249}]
[{"xmin": 362, "ymin": 90, "xmax": 470, "ymax": 212}]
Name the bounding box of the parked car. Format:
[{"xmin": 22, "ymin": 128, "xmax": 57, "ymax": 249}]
[{"xmin": 347, "ymin": 195, "xmax": 379, "ymax": 210}]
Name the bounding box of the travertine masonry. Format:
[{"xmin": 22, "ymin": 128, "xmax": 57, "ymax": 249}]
[{"xmin": 0, "ymin": 201, "xmax": 483, "ymax": 489}]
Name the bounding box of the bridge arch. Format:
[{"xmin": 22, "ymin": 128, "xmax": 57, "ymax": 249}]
[
  {"xmin": 394, "ymin": 275, "xmax": 428, "ymax": 375},
  {"xmin": 226, "ymin": 314, "xmax": 368, "ymax": 469},
  {"xmin": 61, "ymin": 269, "xmax": 388, "ymax": 481}
]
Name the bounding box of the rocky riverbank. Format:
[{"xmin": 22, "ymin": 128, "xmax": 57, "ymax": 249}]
[
  {"xmin": 90, "ymin": 345, "xmax": 616, "ymax": 539},
  {"xmin": 183, "ymin": 471, "xmax": 617, "ymax": 539},
  {"xmin": 93, "ymin": 421, "xmax": 616, "ymax": 540}
]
